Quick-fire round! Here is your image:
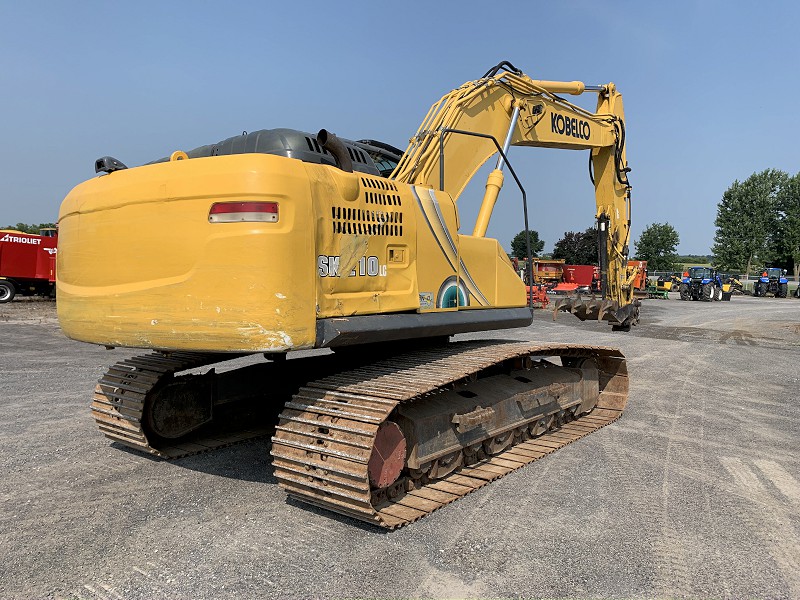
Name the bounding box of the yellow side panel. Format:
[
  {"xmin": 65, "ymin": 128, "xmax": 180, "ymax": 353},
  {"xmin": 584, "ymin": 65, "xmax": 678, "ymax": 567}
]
[
  {"xmin": 313, "ymin": 179, "xmax": 480, "ymax": 316},
  {"xmin": 458, "ymin": 235, "xmax": 526, "ymax": 309},
  {"xmin": 57, "ymin": 154, "xmax": 317, "ymax": 352},
  {"xmin": 312, "ymin": 169, "xmax": 419, "ymax": 316}
]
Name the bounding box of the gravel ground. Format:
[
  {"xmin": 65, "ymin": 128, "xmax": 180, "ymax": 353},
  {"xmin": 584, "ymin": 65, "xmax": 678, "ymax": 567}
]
[{"xmin": 1, "ymin": 294, "xmax": 798, "ymax": 599}]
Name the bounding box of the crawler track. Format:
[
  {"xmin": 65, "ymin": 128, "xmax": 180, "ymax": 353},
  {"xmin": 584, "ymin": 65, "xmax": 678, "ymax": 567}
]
[
  {"xmin": 91, "ymin": 352, "xmax": 271, "ymax": 458},
  {"xmin": 271, "ymin": 340, "xmax": 628, "ymax": 528}
]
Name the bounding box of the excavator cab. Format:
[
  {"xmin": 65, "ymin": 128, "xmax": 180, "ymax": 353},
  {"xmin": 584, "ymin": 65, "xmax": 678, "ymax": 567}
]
[{"xmin": 354, "ymin": 139, "xmax": 404, "ymax": 177}]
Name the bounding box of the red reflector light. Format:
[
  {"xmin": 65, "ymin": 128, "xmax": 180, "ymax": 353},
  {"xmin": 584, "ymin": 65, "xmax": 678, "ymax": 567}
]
[{"xmin": 209, "ymin": 201, "xmax": 279, "ymax": 223}]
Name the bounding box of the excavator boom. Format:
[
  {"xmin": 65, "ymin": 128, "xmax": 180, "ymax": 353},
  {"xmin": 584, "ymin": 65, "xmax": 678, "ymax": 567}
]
[{"xmin": 392, "ymin": 62, "xmax": 636, "ymax": 324}]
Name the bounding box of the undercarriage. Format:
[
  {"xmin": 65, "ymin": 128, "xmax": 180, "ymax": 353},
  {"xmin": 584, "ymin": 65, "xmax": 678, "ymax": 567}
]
[{"xmin": 92, "ymin": 339, "xmax": 628, "ymax": 528}]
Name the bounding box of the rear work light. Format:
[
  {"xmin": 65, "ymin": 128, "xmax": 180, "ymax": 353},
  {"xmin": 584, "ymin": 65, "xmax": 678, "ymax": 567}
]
[{"xmin": 208, "ymin": 201, "xmax": 279, "ymax": 223}]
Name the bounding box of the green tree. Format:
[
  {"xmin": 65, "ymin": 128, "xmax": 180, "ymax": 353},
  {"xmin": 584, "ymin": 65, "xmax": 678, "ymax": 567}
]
[
  {"xmin": 633, "ymin": 222, "xmax": 680, "ymax": 271},
  {"xmin": 676, "ymin": 254, "xmax": 714, "ymax": 264},
  {"xmin": 2, "ymin": 222, "xmax": 56, "ymax": 234},
  {"xmin": 552, "ymin": 227, "xmax": 598, "ymax": 264},
  {"xmin": 775, "ymin": 172, "xmax": 800, "ymax": 279},
  {"xmin": 510, "ymin": 229, "xmax": 545, "ymax": 260},
  {"xmin": 712, "ymin": 169, "xmax": 788, "ymax": 274}
]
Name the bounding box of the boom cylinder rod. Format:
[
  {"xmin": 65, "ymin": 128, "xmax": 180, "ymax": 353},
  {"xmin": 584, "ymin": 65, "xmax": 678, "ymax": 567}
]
[
  {"xmin": 474, "ymin": 105, "xmax": 522, "ymax": 237},
  {"xmin": 495, "ymin": 105, "xmax": 521, "ymax": 171},
  {"xmin": 598, "ymin": 215, "xmax": 610, "ymax": 298}
]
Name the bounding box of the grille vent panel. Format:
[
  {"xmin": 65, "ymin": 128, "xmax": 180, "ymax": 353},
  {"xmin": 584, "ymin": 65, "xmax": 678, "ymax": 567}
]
[
  {"xmin": 331, "ymin": 206, "xmax": 403, "ymax": 237},
  {"xmin": 305, "ymin": 136, "xmax": 330, "ymax": 155},
  {"xmin": 361, "ymin": 177, "xmax": 401, "ymax": 207},
  {"xmin": 361, "ymin": 177, "xmax": 398, "ymax": 191}
]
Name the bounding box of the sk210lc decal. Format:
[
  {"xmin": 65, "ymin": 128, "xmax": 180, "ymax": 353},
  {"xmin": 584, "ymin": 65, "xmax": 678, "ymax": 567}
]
[{"xmin": 318, "ymin": 255, "xmax": 387, "ymax": 278}]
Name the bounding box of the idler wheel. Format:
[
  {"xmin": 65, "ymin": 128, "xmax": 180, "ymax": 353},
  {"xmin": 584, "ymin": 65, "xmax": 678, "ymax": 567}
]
[
  {"xmin": 368, "ymin": 421, "xmax": 407, "ymax": 489},
  {"xmin": 143, "ymin": 373, "xmax": 215, "ymax": 440}
]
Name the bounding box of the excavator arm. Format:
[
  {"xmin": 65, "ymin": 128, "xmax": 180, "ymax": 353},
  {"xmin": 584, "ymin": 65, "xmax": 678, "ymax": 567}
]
[{"xmin": 392, "ymin": 61, "xmax": 637, "ymax": 328}]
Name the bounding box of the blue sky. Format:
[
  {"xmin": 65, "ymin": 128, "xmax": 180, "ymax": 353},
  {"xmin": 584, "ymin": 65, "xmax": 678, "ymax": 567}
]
[{"xmin": 1, "ymin": 1, "xmax": 798, "ymax": 254}]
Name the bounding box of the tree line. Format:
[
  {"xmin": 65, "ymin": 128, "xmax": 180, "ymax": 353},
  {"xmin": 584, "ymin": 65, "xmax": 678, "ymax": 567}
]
[
  {"xmin": 510, "ymin": 223, "xmax": 682, "ymax": 271},
  {"xmin": 511, "ymin": 168, "xmax": 800, "ymax": 278},
  {"xmin": 2, "ymin": 222, "xmax": 57, "ymax": 234},
  {"xmin": 712, "ymin": 169, "xmax": 799, "ymax": 278}
]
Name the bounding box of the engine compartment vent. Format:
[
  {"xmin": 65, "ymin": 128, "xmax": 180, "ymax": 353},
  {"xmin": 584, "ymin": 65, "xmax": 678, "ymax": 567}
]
[
  {"xmin": 331, "ymin": 206, "xmax": 403, "ymax": 237},
  {"xmin": 361, "ymin": 177, "xmax": 401, "ymax": 207}
]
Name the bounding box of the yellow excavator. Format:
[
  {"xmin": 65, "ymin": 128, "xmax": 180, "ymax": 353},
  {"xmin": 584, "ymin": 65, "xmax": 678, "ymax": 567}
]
[{"xmin": 57, "ymin": 61, "xmax": 634, "ymax": 528}]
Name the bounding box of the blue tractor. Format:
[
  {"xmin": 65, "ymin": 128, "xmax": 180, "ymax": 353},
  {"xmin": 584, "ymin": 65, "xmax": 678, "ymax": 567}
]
[
  {"xmin": 679, "ymin": 267, "xmax": 725, "ymax": 302},
  {"xmin": 753, "ymin": 267, "xmax": 789, "ymax": 298}
]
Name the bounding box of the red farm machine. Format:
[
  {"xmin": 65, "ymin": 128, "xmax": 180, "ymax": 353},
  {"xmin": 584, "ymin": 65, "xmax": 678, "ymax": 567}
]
[{"xmin": 0, "ymin": 228, "xmax": 58, "ymax": 302}]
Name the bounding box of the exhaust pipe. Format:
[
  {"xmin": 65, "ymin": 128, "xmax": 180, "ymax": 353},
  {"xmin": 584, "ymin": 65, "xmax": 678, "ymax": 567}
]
[{"xmin": 317, "ymin": 129, "xmax": 353, "ymax": 173}]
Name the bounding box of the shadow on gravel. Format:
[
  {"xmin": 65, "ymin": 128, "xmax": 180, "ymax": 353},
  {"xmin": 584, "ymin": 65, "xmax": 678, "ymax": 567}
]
[
  {"xmin": 113, "ymin": 437, "xmax": 278, "ymax": 484},
  {"xmin": 122, "ymin": 436, "xmax": 391, "ymax": 533},
  {"xmin": 285, "ymin": 496, "xmax": 389, "ymax": 533},
  {"xmin": 175, "ymin": 440, "xmax": 278, "ymax": 484}
]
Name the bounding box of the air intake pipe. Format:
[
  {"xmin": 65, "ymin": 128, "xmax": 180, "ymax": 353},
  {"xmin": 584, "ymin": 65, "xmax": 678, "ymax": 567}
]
[{"xmin": 317, "ymin": 129, "xmax": 353, "ymax": 173}]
